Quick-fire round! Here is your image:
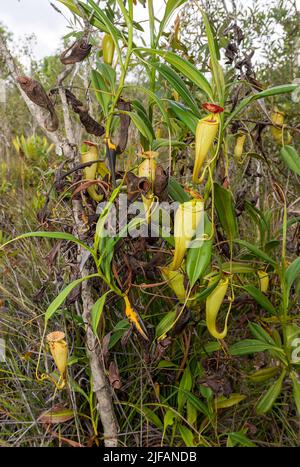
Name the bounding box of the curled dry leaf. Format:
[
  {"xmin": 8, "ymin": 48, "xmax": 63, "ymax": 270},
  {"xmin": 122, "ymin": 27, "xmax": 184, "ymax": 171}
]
[
  {"xmin": 153, "ymin": 165, "xmax": 168, "ymax": 200},
  {"xmin": 17, "ymin": 76, "xmax": 58, "ymax": 131},
  {"xmin": 108, "ymin": 361, "xmax": 122, "ymax": 389},
  {"xmin": 38, "ymin": 405, "xmax": 74, "ymax": 424},
  {"xmin": 116, "ymin": 99, "xmax": 131, "ymax": 154},
  {"xmin": 60, "ymin": 38, "xmax": 92, "ymax": 65},
  {"xmin": 65, "ymin": 89, "xmax": 105, "ymax": 136}
]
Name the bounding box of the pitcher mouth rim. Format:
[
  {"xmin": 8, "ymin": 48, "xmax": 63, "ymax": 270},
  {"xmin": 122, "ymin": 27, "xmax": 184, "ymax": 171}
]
[{"xmin": 46, "ymin": 331, "xmax": 66, "ymax": 342}]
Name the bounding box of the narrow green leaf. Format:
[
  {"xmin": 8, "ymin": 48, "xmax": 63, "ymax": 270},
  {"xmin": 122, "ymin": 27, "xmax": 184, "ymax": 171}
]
[
  {"xmin": 285, "ymin": 257, "xmax": 300, "ymax": 293},
  {"xmin": 168, "ymin": 177, "xmax": 191, "ymax": 202},
  {"xmin": 94, "ymin": 183, "xmax": 123, "ymax": 253},
  {"xmin": 226, "ymin": 432, "xmax": 256, "ymax": 447},
  {"xmin": 83, "ymin": 0, "xmax": 121, "ymax": 39},
  {"xmin": 155, "ymin": 63, "xmax": 200, "ymax": 116},
  {"xmin": 226, "ymin": 84, "xmax": 298, "ymax": 127},
  {"xmin": 158, "ymin": 0, "xmax": 188, "ymax": 40},
  {"xmin": 256, "ymin": 370, "xmax": 286, "ymax": 414},
  {"xmin": 200, "ymin": 9, "xmax": 224, "ymax": 104},
  {"xmin": 221, "ymin": 262, "xmax": 256, "ymax": 274},
  {"xmin": 177, "ymin": 424, "xmax": 196, "ymax": 447},
  {"xmin": 280, "ymin": 145, "xmax": 300, "ymax": 176},
  {"xmin": 181, "ymin": 391, "xmax": 211, "ymax": 418},
  {"xmin": 139, "ymin": 48, "xmax": 213, "ymax": 99},
  {"xmin": 163, "ymin": 409, "xmax": 177, "ymax": 432},
  {"xmin": 186, "ymin": 215, "xmax": 212, "ymax": 287},
  {"xmin": 287, "ymin": 216, "xmax": 300, "ymax": 229},
  {"xmin": 129, "ymin": 111, "xmax": 155, "ymax": 143},
  {"xmin": 167, "ymin": 100, "xmax": 199, "ymax": 134},
  {"xmin": 45, "ymin": 274, "xmax": 99, "ymax": 322},
  {"xmin": 91, "ymin": 69, "xmax": 111, "ymax": 115},
  {"xmin": 56, "ymin": 0, "xmax": 81, "ymax": 15},
  {"xmin": 142, "ymin": 407, "xmax": 163, "ymax": 430},
  {"xmin": 91, "ymin": 291, "xmax": 111, "ymax": 335},
  {"xmin": 127, "ymin": 86, "xmax": 170, "ymax": 127},
  {"xmin": 177, "ymin": 367, "xmax": 192, "ymax": 411},
  {"xmin": 156, "ymin": 310, "xmax": 177, "ymax": 338},
  {"xmin": 245, "ymin": 201, "xmax": 269, "ymax": 244},
  {"xmin": 248, "ymin": 322, "xmax": 276, "ymax": 345},
  {"xmin": 235, "ymin": 239, "xmax": 276, "ymax": 266},
  {"xmin": 291, "ymin": 372, "xmax": 300, "ymax": 416},
  {"xmin": 248, "ymin": 367, "xmax": 280, "ymax": 383},
  {"xmin": 0, "ymin": 231, "xmax": 93, "ymax": 255},
  {"xmin": 191, "ymin": 274, "xmax": 221, "ymax": 303},
  {"xmin": 152, "ymin": 139, "xmax": 185, "ymax": 150},
  {"xmin": 214, "ymin": 183, "xmax": 238, "ymax": 241},
  {"xmin": 230, "ymin": 339, "xmax": 281, "ymax": 356},
  {"xmin": 96, "ymin": 62, "xmax": 116, "ymax": 91},
  {"xmin": 215, "ymin": 393, "xmax": 246, "ymax": 409},
  {"xmin": 244, "ymin": 285, "xmax": 276, "ymax": 315}
]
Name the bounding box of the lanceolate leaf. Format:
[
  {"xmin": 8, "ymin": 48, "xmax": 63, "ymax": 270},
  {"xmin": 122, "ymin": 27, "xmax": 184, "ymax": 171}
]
[
  {"xmin": 152, "ymin": 139, "xmax": 185, "ymax": 150},
  {"xmin": 200, "ymin": 9, "xmax": 225, "ymax": 104},
  {"xmin": 226, "ymin": 432, "xmax": 256, "ymax": 447},
  {"xmin": 280, "ymin": 145, "xmax": 300, "ymax": 176},
  {"xmin": 80, "ymin": 0, "xmax": 121, "ymax": 39},
  {"xmin": 45, "ymin": 274, "xmax": 100, "ymax": 322},
  {"xmin": 256, "ymin": 370, "xmax": 286, "ymax": 414},
  {"xmin": 91, "ymin": 69, "xmax": 111, "ymax": 115},
  {"xmin": 0, "ymin": 231, "xmax": 93, "ymax": 255},
  {"xmin": 139, "ymin": 48, "xmax": 213, "ymax": 99},
  {"xmin": 177, "ymin": 424, "xmax": 196, "ymax": 447},
  {"xmin": 129, "ymin": 111, "xmax": 155, "ymax": 143},
  {"xmin": 179, "ymin": 390, "xmax": 211, "ymax": 418},
  {"xmin": 291, "ymin": 372, "xmax": 300, "ymax": 416},
  {"xmin": 38, "ymin": 406, "xmax": 74, "ymax": 424},
  {"xmin": 285, "ymin": 257, "xmax": 300, "ymax": 293},
  {"xmin": 167, "ymin": 100, "xmax": 199, "ymax": 134},
  {"xmin": 186, "ymin": 215, "xmax": 213, "ymax": 287},
  {"xmin": 177, "ymin": 366, "xmax": 192, "ymax": 411},
  {"xmin": 168, "ymin": 177, "xmax": 191, "ymax": 203},
  {"xmin": 221, "ymin": 262, "xmax": 256, "ymax": 274},
  {"xmin": 155, "ymin": 63, "xmax": 200, "ymax": 115},
  {"xmin": 214, "ymin": 183, "xmax": 238, "ymax": 241},
  {"xmin": 127, "ymin": 86, "xmax": 170, "ymax": 125},
  {"xmin": 142, "ymin": 407, "xmax": 163, "ymax": 430},
  {"xmin": 215, "ymin": 393, "xmax": 246, "ymax": 409},
  {"xmin": 235, "ymin": 239, "xmax": 276, "ymax": 266},
  {"xmin": 230, "ymin": 339, "xmax": 282, "ymax": 356},
  {"xmin": 156, "ymin": 310, "xmax": 177, "ymax": 339},
  {"xmin": 91, "ymin": 291, "xmax": 111, "ymax": 335},
  {"xmin": 57, "ymin": 0, "xmax": 81, "ymax": 16},
  {"xmin": 96, "ymin": 62, "xmax": 116, "ymax": 91},
  {"xmin": 225, "ymin": 84, "xmax": 297, "ymax": 127},
  {"xmin": 248, "ymin": 322, "xmax": 276, "ymax": 345},
  {"xmin": 94, "ymin": 182, "xmax": 123, "ymax": 253},
  {"xmin": 243, "ymin": 285, "xmax": 276, "ymax": 315},
  {"xmin": 248, "ymin": 367, "xmax": 280, "ymax": 383},
  {"xmin": 158, "ymin": 0, "xmax": 188, "ymax": 40}
]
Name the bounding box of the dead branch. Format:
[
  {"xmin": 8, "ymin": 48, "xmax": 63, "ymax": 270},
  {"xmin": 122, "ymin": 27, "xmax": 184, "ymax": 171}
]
[{"xmin": 17, "ymin": 76, "xmax": 59, "ymax": 131}]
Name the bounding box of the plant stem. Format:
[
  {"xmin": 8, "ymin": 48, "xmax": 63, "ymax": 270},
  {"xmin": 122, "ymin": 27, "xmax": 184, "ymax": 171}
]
[
  {"xmin": 281, "ymin": 198, "xmax": 289, "ymax": 356},
  {"xmin": 148, "ymin": 0, "xmax": 156, "ymax": 122},
  {"xmin": 106, "ymin": 0, "xmax": 134, "ymax": 138}
]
